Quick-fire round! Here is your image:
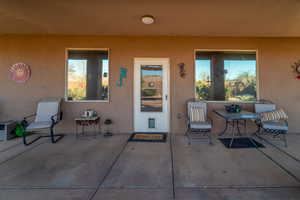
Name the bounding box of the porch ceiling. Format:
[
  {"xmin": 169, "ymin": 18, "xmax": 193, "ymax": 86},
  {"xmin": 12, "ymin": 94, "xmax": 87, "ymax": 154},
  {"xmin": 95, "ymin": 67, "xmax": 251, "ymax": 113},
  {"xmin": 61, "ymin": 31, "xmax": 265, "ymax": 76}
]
[{"xmin": 0, "ymin": 0, "xmax": 300, "ymax": 37}]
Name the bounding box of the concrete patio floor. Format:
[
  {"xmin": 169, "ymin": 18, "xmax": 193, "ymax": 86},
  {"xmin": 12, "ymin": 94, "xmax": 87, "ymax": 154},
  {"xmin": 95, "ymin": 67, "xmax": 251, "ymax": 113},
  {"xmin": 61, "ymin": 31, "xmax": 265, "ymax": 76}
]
[{"xmin": 0, "ymin": 133, "xmax": 300, "ymax": 200}]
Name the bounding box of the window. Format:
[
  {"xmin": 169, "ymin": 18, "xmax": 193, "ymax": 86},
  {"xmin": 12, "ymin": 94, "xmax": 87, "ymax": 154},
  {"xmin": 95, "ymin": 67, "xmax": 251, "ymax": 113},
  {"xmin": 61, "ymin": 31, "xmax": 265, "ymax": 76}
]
[
  {"xmin": 195, "ymin": 51, "xmax": 257, "ymax": 101},
  {"xmin": 66, "ymin": 49, "xmax": 109, "ymax": 101}
]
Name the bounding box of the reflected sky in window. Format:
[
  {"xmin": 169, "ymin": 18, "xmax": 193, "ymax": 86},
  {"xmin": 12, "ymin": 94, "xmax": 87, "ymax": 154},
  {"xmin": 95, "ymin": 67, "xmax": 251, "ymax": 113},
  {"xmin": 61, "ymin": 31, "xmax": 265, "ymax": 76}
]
[
  {"xmin": 196, "ymin": 60, "xmax": 256, "ymax": 81},
  {"xmin": 68, "ymin": 59, "xmax": 109, "ymax": 76}
]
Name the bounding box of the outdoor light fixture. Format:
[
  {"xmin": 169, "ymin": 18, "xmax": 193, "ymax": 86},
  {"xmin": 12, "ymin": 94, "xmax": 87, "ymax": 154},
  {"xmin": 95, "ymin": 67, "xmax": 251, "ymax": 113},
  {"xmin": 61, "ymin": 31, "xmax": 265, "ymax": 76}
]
[
  {"xmin": 178, "ymin": 63, "xmax": 186, "ymax": 78},
  {"xmin": 141, "ymin": 15, "xmax": 155, "ymax": 24}
]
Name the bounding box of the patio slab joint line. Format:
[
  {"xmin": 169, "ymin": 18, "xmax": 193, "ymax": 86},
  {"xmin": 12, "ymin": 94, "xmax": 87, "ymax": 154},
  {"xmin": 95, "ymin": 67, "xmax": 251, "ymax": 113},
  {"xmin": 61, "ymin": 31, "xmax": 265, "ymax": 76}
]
[
  {"xmin": 254, "ymin": 144, "xmax": 300, "ymax": 183},
  {"xmin": 174, "ymin": 185, "xmax": 300, "ymax": 189},
  {"xmin": 87, "ymin": 139, "xmax": 129, "ymax": 200},
  {"xmin": 0, "ymin": 143, "xmax": 21, "ymax": 153},
  {"xmin": 169, "ymin": 133, "xmax": 176, "ymax": 200},
  {"xmin": 256, "ymin": 134, "xmax": 300, "ymax": 163},
  {"xmin": 0, "ymin": 186, "xmax": 97, "ymax": 190},
  {"xmin": 0, "ymin": 141, "xmax": 46, "ymax": 166}
]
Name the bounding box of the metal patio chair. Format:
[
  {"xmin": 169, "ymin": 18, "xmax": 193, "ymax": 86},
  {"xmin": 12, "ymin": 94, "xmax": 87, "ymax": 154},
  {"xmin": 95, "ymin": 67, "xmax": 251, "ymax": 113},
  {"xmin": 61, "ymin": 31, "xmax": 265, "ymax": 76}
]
[
  {"xmin": 254, "ymin": 99, "xmax": 288, "ymax": 147},
  {"xmin": 185, "ymin": 98, "xmax": 213, "ymax": 145},
  {"xmin": 22, "ymin": 98, "xmax": 64, "ymax": 145}
]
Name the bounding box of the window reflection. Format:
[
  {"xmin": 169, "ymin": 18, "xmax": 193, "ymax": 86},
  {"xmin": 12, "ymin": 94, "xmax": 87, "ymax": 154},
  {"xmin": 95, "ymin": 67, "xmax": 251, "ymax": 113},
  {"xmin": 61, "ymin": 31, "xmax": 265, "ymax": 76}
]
[
  {"xmin": 195, "ymin": 51, "xmax": 257, "ymax": 101},
  {"xmin": 141, "ymin": 65, "xmax": 163, "ymax": 112},
  {"xmin": 67, "ymin": 50, "xmax": 109, "ymax": 101}
]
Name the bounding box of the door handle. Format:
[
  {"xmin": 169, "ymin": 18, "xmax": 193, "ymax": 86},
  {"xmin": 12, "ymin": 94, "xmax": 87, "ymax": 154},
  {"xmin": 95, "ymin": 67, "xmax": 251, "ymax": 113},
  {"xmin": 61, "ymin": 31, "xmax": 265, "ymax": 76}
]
[{"xmin": 165, "ymin": 95, "xmax": 168, "ymax": 100}]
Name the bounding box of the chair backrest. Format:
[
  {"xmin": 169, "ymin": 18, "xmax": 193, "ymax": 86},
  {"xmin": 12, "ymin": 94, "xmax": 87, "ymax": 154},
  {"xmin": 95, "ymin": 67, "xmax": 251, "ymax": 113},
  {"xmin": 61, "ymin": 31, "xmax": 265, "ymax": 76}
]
[
  {"xmin": 254, "ymin": 103, "xmax": 276, "ymax": 113},
  {"xmin": 35, "ymin": 98, "xmax": 61, "ymax": 122},
  {"xmin": 187, "ymin": 99, "xmax": 207, "ymax": 121}
]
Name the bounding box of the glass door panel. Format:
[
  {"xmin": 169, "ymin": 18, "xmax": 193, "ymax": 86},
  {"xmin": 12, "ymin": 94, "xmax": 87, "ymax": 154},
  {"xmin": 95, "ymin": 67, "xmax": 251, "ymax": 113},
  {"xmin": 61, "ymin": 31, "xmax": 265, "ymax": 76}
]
[{"xmin": 140, "ymin": 65, "xmax": 163, "ymax": 112}]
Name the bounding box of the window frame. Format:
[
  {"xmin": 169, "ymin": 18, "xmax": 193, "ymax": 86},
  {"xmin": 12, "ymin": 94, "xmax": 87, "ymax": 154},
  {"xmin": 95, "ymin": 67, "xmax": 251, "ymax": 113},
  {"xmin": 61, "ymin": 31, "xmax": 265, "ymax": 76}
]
[
  {"xmin": 194, "ymin": 49, "xmax": 260, "ymax": 103},
  {"xmin": 65, "ymin": 48, "xmax": 110, "ymax": 103}
]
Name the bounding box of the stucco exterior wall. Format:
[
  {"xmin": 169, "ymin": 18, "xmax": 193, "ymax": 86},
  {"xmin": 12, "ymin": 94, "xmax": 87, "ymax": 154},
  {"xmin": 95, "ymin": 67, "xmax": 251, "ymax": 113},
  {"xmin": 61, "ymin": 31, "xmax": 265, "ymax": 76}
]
[{"xmin": 0, "ymin": 36, "xmax": 299, "ymax": 134}]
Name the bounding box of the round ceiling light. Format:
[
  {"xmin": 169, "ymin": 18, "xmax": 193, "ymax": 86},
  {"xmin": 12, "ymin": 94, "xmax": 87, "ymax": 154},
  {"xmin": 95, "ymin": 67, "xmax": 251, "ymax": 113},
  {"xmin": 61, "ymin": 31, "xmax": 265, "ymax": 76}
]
[{"xmin": 141, "ymin": 15, "xmax": 155, "ymax": 25}]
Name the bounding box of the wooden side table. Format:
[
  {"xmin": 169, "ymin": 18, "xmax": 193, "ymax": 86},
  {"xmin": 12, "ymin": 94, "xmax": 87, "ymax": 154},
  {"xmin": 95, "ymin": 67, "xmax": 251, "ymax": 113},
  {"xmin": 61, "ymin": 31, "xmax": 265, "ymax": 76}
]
[{"xmin": 75, "ymin": 116, "xmax": 101, "ymax": 138}]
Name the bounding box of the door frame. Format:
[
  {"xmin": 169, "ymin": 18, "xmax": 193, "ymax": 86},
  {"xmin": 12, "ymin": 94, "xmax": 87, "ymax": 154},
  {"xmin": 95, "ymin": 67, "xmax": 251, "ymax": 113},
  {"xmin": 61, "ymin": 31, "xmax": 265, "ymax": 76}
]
[{"xmin": 133, "ymin": 58, "xmax": 170, "ymax": 133}]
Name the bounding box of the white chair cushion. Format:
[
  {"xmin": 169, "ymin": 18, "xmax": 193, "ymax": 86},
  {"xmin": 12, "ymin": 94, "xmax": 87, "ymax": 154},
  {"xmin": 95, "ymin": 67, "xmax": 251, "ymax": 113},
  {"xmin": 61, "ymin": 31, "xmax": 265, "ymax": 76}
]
[
  {"xmin": 26, "ymin": 121, "xmax": 52, "ymax": 130},
  {"xmin": 188, "ymin": 102, "xmax": 207, "ymax": 115},
  {"xmin": 190, "ymin": 121, "xmax": 212, "ymax": 129},
  {"xmin": 262, "ymin": 120, "xmax": 288, "ymax": 131},
  {"xmin": 190, "ymin": 107, "xmax": 206, "ymax": 122},
  {"xmin": 35, "ymin": 100, "xmax": 60, "ymax": 122},
  {"xmin": 261, "ymin": 109, "xmax": 288, "ymax": 122}
]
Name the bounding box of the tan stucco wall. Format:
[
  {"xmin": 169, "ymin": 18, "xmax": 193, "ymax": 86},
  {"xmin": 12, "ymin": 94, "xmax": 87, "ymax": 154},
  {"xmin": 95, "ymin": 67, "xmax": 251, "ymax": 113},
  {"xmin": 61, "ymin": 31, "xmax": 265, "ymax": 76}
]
[{"xmin": 0, "ymin": 36, "xmax": 299, "ymax": 134}]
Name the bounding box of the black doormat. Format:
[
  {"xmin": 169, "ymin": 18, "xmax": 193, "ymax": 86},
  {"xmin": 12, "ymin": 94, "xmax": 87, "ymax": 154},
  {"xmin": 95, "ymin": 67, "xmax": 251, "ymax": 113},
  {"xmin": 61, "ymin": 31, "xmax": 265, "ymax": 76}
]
[
  {"xmin": 128, "ymin": 133, "xmax": 167, "ymax": 143},
  {"xmin": 219, "ymin": 137, "xmax": 265, "ymax": 149}
]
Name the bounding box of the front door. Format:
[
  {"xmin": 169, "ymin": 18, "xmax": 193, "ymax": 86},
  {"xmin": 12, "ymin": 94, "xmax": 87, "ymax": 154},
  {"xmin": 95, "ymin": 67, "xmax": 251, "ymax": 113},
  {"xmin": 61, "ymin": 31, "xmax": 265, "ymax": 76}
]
[{"xmin": 134, "ymin": 58, "xmax": 170, "ymax": 133}]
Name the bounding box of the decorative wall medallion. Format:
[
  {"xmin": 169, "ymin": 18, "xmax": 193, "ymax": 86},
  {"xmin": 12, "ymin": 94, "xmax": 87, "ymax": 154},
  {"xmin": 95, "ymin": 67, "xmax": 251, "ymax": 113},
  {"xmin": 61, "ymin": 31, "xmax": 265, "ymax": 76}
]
[
  {"xmin": 9, "ymin": 63, "xmax": 31, "ymax": 83},
  {"xmin": 291, "ymin": 60, "xmax": 300, "ymax": 79}
]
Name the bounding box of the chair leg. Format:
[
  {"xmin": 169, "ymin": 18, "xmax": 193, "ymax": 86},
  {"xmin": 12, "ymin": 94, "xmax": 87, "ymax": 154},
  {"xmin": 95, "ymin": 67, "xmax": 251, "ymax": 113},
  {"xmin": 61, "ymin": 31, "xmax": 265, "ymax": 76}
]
[
  {"xmin": 185, "ymin": 129, "xmax": 191, "ymax": 145},
  {"xmin": 22, "ymin": 131, "xmax": 42, "ymax": 146},
  {"xmin": 22, "ymin": 131, "xmax": 27, "ymax": 145},
  {"xmin": 50, "ymin": 126, "xmax": 64, "ymax": 143},
  {"xmin": 255, "ymin": 126, "xmax": 263, "ymax": 138},
  {"xmin": 184, "ymin": 128, "xmax": 188, "ymax": 136},
  {"xmin": 282, "ymin": 133, "xmax": 288, "ymax": 148},
  {"xmin": 208, "ymin": 131, "xmax": 213, "ymax": 145}
]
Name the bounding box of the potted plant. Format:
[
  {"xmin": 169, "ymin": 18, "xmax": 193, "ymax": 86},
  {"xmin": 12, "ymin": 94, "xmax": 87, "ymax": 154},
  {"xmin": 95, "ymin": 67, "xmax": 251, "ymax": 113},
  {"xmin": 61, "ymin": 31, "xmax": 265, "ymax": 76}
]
[{"xmin": 103, "ymin": 119, "xmax": 113, "ymax": 137}]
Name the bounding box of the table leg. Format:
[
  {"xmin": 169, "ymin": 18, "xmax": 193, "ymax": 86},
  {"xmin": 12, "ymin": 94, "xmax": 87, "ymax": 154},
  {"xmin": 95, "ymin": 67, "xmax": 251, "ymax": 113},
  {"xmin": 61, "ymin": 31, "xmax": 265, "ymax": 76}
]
[
  {"xmin": 94, "ymin": 122, "xmax": 97, "ymax": 138},
  {"xmin": 75, "ymin": 122, "xmax": 78, "ymax": 139},
  {"xmin": 248, "ymin": 120, "xmax": 262, "ymax": 147},
  {"xmin": 229, "ymin": 120, "xmax": 236, "ymax": 148},
  {"xmin": 98, "ymin": 121, "xmax": 101, "ymax": 135},
  {"xmin": 82, "ymin": 124, "xmax": 85, "ymax": 136},
  {"xmin": 237, "ymin": 120, "xmax": 241, "ymax": 136},
  {"xmin": 219, "ymin": 120, "xmax": 229, "ymax": 136}
]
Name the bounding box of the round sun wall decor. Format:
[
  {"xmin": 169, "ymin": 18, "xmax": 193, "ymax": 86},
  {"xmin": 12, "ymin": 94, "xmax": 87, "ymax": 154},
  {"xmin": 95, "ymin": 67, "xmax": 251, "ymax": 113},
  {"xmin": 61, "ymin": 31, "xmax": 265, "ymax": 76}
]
[
  {"xmin": 291, "ymin": 60, "xmax": 300, "ymax": 79},
  {"xmin": 9, "ymin": 63, "xmax": 31, "ymax": 83}
]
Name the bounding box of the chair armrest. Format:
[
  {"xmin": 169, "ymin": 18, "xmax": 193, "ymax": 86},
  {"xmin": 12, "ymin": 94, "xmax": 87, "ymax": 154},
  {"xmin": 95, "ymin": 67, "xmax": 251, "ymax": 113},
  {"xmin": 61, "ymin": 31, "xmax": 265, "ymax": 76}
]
[
  {"xmin": 51, "ymin": 112, "xmax": 63, "ymax": 125},
  {"xmin": 22, "ymin": 114, "xmax": 36, "ymax": 127},
  {"xmin": 23, "ymin": 113, "xmax": 36, "ymax": 121},
  {"xmin": 207, "ymin": 116, "xmax": 213, "ymax": 126},
  {"xmin": 254, "ymin": 118, "xmax": 262, "ymax": 125},
  {"xmin": 186, "ymin": 116, "xmax": 190, "ymax": 124}
]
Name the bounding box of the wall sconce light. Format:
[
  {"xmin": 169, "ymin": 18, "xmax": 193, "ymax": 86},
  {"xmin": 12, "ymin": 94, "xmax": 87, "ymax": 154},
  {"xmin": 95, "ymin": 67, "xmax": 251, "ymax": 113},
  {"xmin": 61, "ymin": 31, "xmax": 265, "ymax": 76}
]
[{"xmin": 178, "ymin": 63, "xmax": 186, "ymax": 78}]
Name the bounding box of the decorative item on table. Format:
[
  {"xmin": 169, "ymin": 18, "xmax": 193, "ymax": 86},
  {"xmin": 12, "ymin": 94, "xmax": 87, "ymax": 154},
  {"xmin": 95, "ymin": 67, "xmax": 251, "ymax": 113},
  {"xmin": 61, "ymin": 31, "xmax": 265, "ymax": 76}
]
[
  {"xmin": 103, "ymin": 119, "xmax": 113, "ymax": 137},
  {"xmin": 225, "ymin": 104, "xmax": 242, "ymax": 113},
  {"xmin": 9, "ymin": 63, "xmax": 31, "ymax": 83},
  {"xmin": 291, "ymin": 60, "xmax": 300, "ymax": 79},
  {"xmin": 82, "ymin": 109, "xmax": 97, "ymax": 118},
  {"xmin": 178, "ymin": 63, "xmax": 186, "ymax": 78}
]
